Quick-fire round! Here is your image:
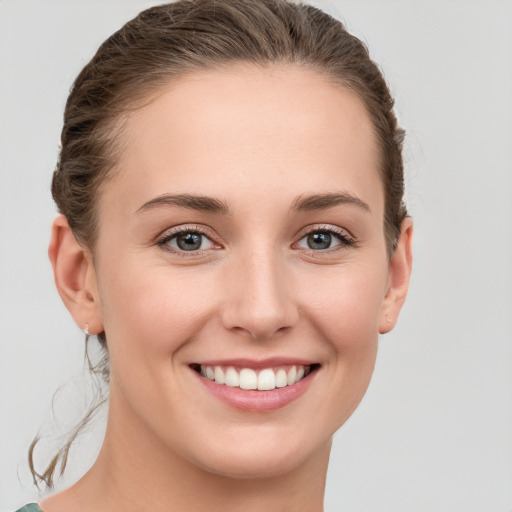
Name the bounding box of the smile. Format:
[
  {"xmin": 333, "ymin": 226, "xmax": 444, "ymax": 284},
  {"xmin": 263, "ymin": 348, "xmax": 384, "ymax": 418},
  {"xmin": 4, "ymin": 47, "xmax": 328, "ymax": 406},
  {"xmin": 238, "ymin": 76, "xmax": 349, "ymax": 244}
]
[
  {"xmin": 196, "ymin": 364, "xmax": 313, "ymax": 391},
  {"xmin": 190, "ymin": 359, "xmax": 320, "ymax": 411}
]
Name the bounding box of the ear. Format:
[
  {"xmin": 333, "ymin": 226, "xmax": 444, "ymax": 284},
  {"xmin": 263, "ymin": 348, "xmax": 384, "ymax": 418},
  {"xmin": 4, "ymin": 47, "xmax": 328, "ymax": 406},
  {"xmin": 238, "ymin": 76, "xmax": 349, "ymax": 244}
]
[
  {"xmin": 379, "ymin": 217, "xmax": 413, "ymax": 334},
  {"xmin": 48, "ymin": 215, "xmax": 104, "ymax": 335}
]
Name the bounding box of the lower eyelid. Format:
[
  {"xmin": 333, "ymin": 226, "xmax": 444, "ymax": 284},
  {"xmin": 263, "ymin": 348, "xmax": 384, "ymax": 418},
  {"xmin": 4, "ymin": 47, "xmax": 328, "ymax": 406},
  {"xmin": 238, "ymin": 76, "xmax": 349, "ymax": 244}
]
[
  {"xmin": 170, "ymin": 235, "xmax": 213, "ymax": 249},
  {"xmin": 157, "ymin": 226, "xmax": 354, "ymax": 255},
  {"xmin": 156, "ymin": 229, "xmax": 213, "ymax": 252},
  {"xmin": 295, "ymin": 228, "xmax": 354, "ymax": 247}
]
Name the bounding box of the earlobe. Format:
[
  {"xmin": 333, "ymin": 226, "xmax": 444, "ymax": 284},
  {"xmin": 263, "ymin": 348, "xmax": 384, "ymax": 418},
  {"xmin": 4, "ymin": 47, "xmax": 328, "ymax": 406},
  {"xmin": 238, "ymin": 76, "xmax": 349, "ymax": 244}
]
[
  {"xmin": 379, "ymin": 217, "xmax": 413, "ymax": 334},
  {"xmin": 48, "ymin": 215, "xmax": 103, "ymax": 335}
]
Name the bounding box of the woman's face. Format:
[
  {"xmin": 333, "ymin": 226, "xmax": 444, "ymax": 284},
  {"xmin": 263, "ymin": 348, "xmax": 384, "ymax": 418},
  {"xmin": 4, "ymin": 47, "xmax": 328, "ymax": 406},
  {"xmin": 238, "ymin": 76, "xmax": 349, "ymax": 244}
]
[{"xmin": 84, "ymin": 64, "xmax": 409, "ymax": 477}]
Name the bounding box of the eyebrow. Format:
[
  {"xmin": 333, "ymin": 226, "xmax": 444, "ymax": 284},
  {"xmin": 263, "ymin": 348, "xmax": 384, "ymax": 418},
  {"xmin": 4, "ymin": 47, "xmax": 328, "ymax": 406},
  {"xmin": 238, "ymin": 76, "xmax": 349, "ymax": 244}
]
[
  {"xmin": 136, "ymin": 191, "xmax": 370, "ymax": 216},
  {"xmin": 292, "ymin": 192, "xmax": 371, "ymax": 213},
  {"xmin": 136, "ymin": 194, "xmax": 231, "ymax": 215}
]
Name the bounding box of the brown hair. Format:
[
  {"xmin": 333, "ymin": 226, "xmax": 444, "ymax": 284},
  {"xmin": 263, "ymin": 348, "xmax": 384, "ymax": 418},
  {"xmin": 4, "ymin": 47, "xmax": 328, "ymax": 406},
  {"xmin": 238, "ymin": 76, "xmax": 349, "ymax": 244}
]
[{"xmin": 32, "ymin": 0, "xmax": 407, "ymax": 488}]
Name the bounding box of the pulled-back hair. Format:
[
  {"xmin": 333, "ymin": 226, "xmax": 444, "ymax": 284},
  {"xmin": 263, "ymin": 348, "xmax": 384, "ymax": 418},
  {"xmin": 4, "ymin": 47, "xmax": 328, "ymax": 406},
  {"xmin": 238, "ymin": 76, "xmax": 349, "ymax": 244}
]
[{"xmin": 32, "ymin": 0, "xmax": 407, "ymax": 488}]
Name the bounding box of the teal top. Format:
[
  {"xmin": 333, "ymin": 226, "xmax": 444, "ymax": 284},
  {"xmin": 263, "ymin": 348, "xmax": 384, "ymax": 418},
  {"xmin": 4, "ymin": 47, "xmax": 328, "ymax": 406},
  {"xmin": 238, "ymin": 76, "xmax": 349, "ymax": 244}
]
[
  {"xmin": 14, "ymin": 505, "xmax": 43, "ymax": 512},
  {"xmin": 14, "ymin": 502, "xmax": 326, "ymax": 511},
  {"xmin": 14, "ymin": 502, "xmax": 326, "ymax": 512}
]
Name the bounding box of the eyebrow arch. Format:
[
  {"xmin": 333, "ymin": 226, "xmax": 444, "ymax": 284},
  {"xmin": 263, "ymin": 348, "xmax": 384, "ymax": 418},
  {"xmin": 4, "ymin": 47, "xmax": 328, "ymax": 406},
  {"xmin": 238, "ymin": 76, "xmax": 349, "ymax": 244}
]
[
  {"xmin": 136, "ymin": 194, "xmax": 230, "ymax": 215},
  {"xmin": 292, "ymin": 192, "xmax": 371, "ymax": 213}
]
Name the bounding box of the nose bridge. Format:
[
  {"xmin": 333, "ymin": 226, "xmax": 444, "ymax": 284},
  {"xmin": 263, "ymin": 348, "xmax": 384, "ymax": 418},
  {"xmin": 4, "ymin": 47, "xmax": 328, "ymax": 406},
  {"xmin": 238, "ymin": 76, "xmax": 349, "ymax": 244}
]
[{"xmin": 221, "ymin": 244, "xmax": 298, "ymax": 340}]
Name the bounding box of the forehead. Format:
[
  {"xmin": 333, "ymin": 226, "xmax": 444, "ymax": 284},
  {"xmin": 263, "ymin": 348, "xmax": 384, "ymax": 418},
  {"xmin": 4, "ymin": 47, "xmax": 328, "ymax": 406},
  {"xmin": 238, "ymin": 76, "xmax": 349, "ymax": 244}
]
[{"xmin": 103, "ymin": 64, "xmax": 383, "ymax": 217}]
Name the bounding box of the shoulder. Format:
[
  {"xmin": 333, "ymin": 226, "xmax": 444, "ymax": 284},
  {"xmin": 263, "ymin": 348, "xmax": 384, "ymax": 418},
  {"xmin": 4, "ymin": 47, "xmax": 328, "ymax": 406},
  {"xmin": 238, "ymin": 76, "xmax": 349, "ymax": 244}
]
[{"xmin": 13, "ymin": 505, "xmax": 43, "ymax": 512}]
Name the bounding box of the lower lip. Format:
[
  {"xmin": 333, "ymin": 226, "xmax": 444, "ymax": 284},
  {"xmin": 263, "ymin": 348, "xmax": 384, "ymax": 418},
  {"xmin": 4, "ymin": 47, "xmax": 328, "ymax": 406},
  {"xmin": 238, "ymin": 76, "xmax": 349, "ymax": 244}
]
[{"xmin": 192, "ymin": 368, "xmax": 317, "ymax": 412}]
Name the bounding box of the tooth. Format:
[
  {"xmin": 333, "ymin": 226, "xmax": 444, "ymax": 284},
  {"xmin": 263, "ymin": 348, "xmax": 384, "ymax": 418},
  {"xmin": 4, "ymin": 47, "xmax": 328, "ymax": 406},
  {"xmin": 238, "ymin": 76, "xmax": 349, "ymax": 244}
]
[
  {"xmin": 225, "ymin": 367, "xmax": 239, "ymax": 387},
  {"xmin": 287, "ymin": 366, "xmax": 297, "ymax": 385},
  {"xmin": 257, "ymin": 369, "xmax": 276, "ymax": 390},
  {"xmin": 239, "ymin": 368, "xmax": 257, "ymax": 390},
  {"xmin": 201, "ymin": 364, "xmax": 308, "ymax": 388},
  {"xmin": 275, "ymin": 369, "xmax": 288, "ymax": 388},
  {"xmin": 214, "ymin": 366, "xmax": 225, "ymax": 384}
]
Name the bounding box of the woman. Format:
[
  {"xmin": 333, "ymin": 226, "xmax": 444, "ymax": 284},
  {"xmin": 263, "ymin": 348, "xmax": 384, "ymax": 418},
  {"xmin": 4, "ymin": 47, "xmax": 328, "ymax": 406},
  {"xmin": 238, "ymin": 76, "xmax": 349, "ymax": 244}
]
[{"xmin": 18, "ymin": 0, "xmax": 412, "ymax": 510}]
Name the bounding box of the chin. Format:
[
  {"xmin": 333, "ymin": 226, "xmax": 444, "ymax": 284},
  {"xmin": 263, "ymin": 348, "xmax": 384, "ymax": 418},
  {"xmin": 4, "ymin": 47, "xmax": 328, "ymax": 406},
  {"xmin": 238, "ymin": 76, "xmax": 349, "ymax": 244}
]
[
  {"xmin": 183, "ymin": 427, "xmax": 330, "ymax": 480},
  {"xmin": 194, "ymin": 451, "xmax": 307, "ymax": 480}
]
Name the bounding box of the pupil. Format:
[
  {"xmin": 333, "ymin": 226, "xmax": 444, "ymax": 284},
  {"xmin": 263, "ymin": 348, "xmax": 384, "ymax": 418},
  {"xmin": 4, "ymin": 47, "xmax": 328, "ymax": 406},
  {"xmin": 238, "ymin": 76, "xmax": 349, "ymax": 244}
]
[
  {"xmin": 308, "ymin": 232, "xmax": 331, "ymax": 250},
  {"xmin": 177, "ymin": 233, "xmax": 202, "ymax": 251}
]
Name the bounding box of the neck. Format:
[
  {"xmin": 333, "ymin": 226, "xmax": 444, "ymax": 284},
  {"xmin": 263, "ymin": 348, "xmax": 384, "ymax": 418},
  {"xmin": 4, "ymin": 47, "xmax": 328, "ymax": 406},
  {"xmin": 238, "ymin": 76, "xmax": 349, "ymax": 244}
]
[
  {"xmin": 94, "ymin": 443, "xmax": 328, "ymax": 512},
  {"xmin": 43, "ymin": 388, "xmax": 330, "ymax": 512}
]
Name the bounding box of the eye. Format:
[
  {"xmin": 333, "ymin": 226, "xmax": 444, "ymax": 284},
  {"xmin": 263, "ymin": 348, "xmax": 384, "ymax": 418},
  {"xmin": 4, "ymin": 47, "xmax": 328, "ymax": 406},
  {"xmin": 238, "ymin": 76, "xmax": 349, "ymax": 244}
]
[
  {"xmin": 303, "ymin": 232, "xmax": 335, "ymax": 250},
  {"xmin": 160, "ymin": 230, "xmax": 215, "ymax": 253},
  {"xmin": 295, "ymin": 228, "xmax": 354, "ymax": 251}
]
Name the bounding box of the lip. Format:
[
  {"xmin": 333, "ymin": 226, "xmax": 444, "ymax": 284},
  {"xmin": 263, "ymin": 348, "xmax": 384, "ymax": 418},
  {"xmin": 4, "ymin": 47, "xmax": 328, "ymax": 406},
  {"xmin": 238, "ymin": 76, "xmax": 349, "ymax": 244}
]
[
  {"xmin": 189, "ymin": 360, "xmax": 319, "ymax": 412},
  {"xmin": 193, "ymin": 357, "xmax": 316, "ymax": 369}
]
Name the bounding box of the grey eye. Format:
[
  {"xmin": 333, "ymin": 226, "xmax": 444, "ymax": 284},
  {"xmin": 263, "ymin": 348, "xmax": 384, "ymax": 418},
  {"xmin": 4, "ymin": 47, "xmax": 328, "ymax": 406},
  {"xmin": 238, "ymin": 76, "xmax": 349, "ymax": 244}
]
[
  {"xmin": 296, "ymin": 230, "xmax": 348, "ymax": 251},
  {"xmin": 306, "ymin": 232, "xmax": 332, "ymax": 250},
  {"xmin": 168, "ymin": 232, "xmax": 214, "ymax": 251}
]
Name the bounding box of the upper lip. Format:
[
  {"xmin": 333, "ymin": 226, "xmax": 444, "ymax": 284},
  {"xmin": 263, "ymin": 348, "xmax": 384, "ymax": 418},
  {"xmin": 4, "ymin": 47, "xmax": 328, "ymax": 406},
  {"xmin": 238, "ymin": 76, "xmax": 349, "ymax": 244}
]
[{"xmin": 191, "ymin": 357, "xmax": 317, "ymax": 368}]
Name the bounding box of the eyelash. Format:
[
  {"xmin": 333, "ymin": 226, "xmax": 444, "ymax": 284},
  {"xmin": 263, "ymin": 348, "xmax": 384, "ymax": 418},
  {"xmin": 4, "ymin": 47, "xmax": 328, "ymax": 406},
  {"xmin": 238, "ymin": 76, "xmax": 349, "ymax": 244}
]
[
  {"xmin": 157, "ymin": 225, "xmax": 220, "ymax": 257},
  {"xmin": 156, "ymin": 224, "xmax": 356, "ymax": 256},
  {"xmin": 294, "ymin": 225, "xmax": 356, "ymax": 253}
]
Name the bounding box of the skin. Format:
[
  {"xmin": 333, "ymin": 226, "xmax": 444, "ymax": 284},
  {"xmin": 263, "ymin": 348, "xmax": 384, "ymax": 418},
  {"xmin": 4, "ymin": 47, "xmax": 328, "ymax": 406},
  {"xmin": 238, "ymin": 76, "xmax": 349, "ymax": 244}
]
[{"xmin": 45, "ymin": 64, "xmax": 412, "ymax": 512}]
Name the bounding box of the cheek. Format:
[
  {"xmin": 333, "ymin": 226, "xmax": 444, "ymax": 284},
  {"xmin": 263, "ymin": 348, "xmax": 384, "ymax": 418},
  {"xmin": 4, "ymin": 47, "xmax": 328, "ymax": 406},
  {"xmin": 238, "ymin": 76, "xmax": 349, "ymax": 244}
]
[
  {"xmin": 295, "ymin": 261, "xmax": 387, "ymax": 425},
  {"xmin": 97, "ymin": 263, "xmax": 217, "ymax": 369},
  {"xmin": 296, "ymin": 260, "xmax": 387, "ymax": 351}
]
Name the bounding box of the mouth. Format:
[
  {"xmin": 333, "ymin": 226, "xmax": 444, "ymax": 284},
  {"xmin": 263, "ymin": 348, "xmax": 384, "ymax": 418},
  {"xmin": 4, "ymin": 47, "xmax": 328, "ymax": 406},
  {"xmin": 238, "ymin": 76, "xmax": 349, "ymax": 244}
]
[{"xmin": 190, "ymin": 362, "xmax": 320, "ymax": 391}]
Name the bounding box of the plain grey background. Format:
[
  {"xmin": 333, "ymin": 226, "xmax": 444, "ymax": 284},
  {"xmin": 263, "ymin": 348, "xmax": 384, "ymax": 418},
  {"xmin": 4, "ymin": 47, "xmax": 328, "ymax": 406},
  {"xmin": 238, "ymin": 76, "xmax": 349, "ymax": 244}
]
[{"xmin": 1, "ymin": 0, "xmax": 511, "ymax": 510}]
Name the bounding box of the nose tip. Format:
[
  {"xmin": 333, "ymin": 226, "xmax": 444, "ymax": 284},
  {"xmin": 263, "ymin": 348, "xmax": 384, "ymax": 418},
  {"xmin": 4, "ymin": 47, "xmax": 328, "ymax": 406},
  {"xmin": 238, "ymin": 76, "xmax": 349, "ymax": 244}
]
[
  {"xmin": 220, "ymin": 257, "xmax": 299, "ymax": 341},
  {"xmin": 225, "ymin": 301, "xmax": 298, "ymax": 341}
]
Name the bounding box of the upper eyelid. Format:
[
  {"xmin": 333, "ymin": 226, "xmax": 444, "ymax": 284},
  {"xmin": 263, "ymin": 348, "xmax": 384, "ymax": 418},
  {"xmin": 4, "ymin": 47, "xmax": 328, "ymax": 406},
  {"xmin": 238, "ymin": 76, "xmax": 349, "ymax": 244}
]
[
  {"xmin": 294, "ymin": 224, "xmax": 354, "ymax": 241},
  {"xmin": 292, "ymin": 226, "xmax": 358, "ymax": 254},
  {"xmin": 157, "ymin": 224, "xmax": 219, "ymax": 243},
  {"xmin": 155, "ymin": 223, "xmax": 355, "ymax": 249},
  {"xmin": 157, "ymin": 226, "xmax": 222, "ymax": 257}
]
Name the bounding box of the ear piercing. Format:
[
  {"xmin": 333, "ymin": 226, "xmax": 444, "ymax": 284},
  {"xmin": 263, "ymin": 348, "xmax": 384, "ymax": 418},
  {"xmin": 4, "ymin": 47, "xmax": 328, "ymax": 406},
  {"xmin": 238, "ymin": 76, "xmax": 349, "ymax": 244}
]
[{"xmin": 83, "ymin": 323, "xmax": 90, "ymax": 336}]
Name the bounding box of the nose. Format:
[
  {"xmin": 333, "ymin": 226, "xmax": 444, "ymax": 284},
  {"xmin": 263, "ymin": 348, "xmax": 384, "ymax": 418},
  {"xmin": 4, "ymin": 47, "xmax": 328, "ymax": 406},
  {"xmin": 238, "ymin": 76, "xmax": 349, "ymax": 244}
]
[{"xmin": 220, "ymin": 248, "xmax": 299, "ymax": 341}]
